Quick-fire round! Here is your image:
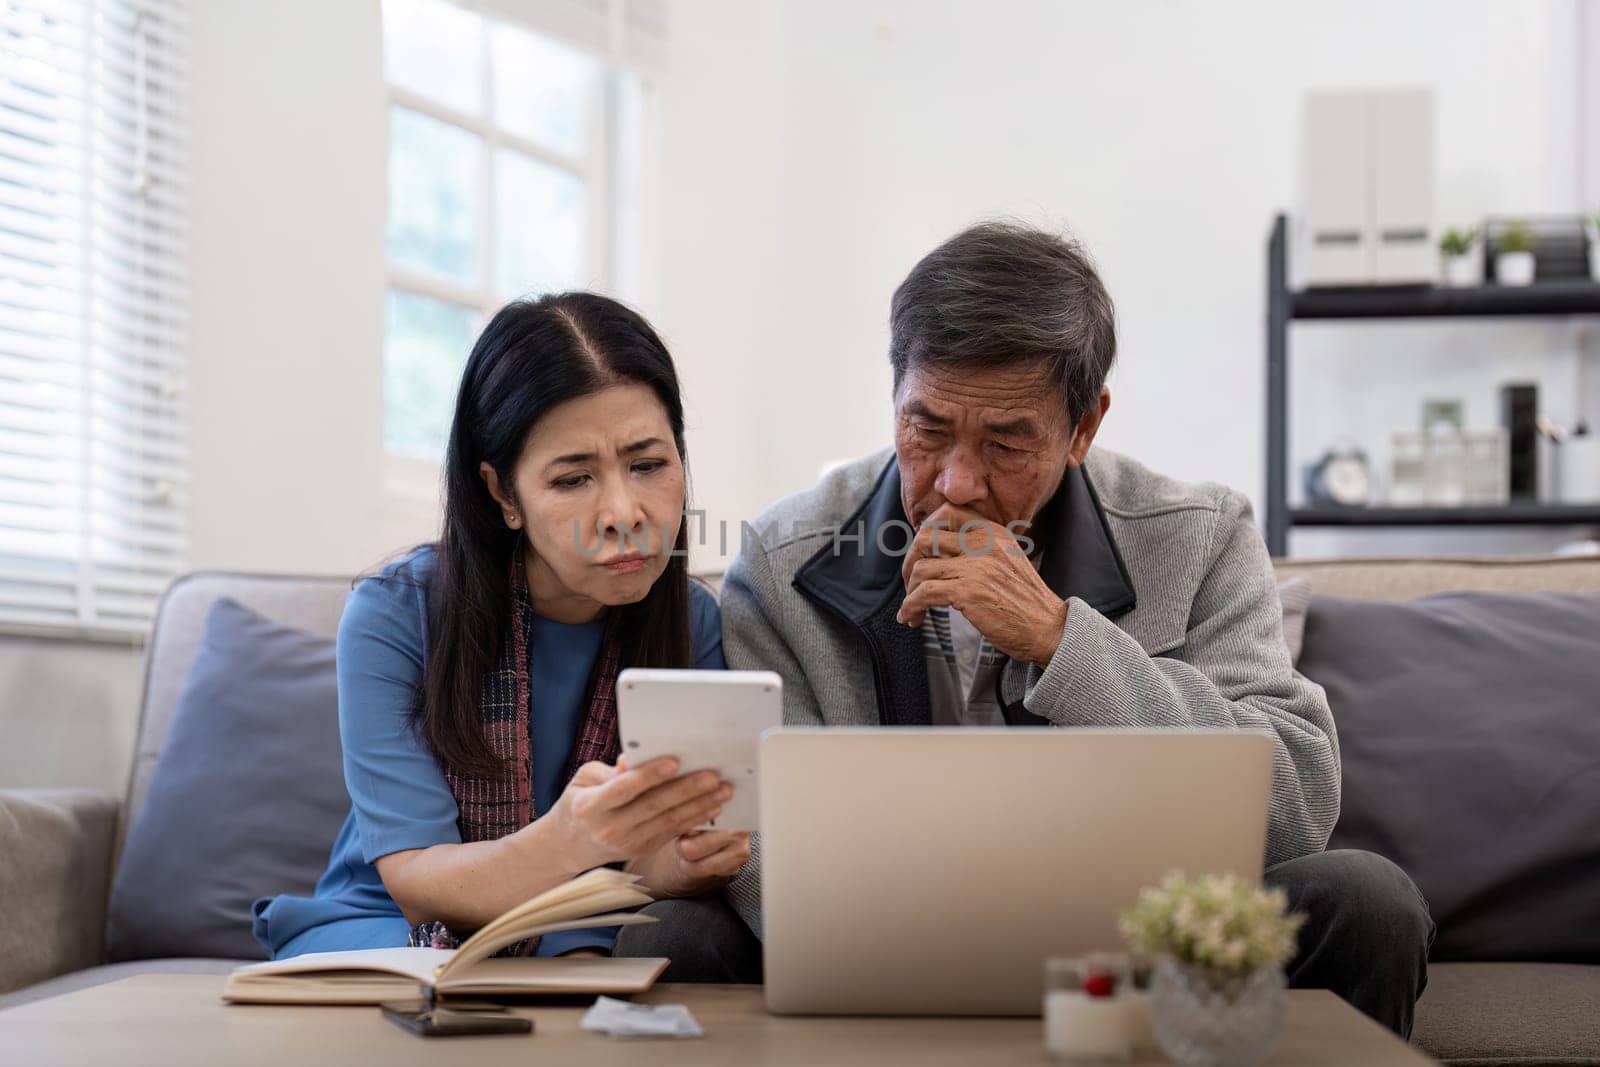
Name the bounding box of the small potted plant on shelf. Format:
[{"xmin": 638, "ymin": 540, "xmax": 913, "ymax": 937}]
[
  {"xmin": 1438, "ymin": 227, "xmax": 1479, "ymax": 287},
  {"xmin": 1495, "ymin": 220, "xmax": 1537, "ymax": 286},
  {"xmin": 1120, "ymin": 871, "xmax": 1305, "ymax": 1067}
]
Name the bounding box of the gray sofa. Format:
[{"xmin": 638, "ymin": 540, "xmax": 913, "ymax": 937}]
[
  {"xmin": 0, "ymin": 572, "xmax": 350, "ymax": 1003},
  {"xmin": 1, "ymin": 557, "xmax": 1597, "ymax": 1066}
]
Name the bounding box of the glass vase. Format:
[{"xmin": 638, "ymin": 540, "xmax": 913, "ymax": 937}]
[{"xmin": 1148, "ymin": 956, "xmax": 1286, "ymax": 1067}]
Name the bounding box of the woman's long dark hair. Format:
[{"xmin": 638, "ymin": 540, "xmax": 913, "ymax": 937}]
[{"xmin": 419, "ymin": 292, "xmax": 693, "ymax": 779}]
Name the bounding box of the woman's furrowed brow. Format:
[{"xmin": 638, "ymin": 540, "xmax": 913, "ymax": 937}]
[
  {"xmin": 543, "ymin": 437, "xmax": 666, "ymax": 472},
  {"xmin": 544, "ymin": 450, "xmax": 596, "ymax": 471},
  {"xmin": 620, "ymin": 437, "xmax": 667, "ymax": 456}
]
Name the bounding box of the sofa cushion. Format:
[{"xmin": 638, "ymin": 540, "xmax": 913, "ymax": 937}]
[
  {"xmin": 106, "ymin": 598, "xmax": 348, "ymax": 962},
  {"xmin": 0, "ymin": 788, "xmax": 118, "ymax": 995},
  {"xmin": 1413, "ymin": 962, "xmax": 1600, "ymax": 1066},
  {"xmin": 1277, "ymin": 575, "xmax": 1311, "ymax": 664},
  {"xmin": 1300, "ymin": 591, "xmax": 1600, "ymax": 963},
  {"xmin": 128, "ymin": 573, "xmax": 350, "ymax": 856},
  {"xmin": 1272, "ymin": 554, "xmax": 1600, "ymax": 602}
]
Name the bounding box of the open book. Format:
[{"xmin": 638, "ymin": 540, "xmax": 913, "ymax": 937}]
[{"xmin": 223, "ymin": 868, "xmax": 668, "ymax": 1005}]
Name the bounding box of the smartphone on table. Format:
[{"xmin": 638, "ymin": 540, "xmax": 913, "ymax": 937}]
[{"xmin": 380, "ymin": 998, "xmax": 533, "ymax": 1037}]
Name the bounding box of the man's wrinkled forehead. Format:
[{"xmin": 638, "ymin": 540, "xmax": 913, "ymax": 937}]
[{"xmin": 894, "ymin": 362, "xmax": 1070, "ymax": 437}]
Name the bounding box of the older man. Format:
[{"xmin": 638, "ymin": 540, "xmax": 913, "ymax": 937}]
[{"xmin": 705, "ymin": 221, "xmax": 1432, "ymax": 1036}]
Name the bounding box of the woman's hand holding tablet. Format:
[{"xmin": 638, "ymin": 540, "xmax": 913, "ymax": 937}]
[
  {"xmin": 616, "ymin": 669, "xmax": 784, "ymax": 834},
  {"xmin": 546, "ymin": 756, "xmax": 731, "ymax": 872}
]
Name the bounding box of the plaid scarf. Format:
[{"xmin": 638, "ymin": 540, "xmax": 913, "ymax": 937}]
[{"xmin": 408, "ymin": 554, "xmax": 624, "ymax": 952}]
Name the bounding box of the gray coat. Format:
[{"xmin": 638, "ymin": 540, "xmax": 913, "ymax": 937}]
[{"xmin": 721, "ymin": 446, "xmax": 1338, "ymax": 937}]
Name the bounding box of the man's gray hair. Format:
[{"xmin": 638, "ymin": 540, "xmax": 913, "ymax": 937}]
[{"xmin": 888, "ymin": 221, "xmax": 1117, "ymax": 425}]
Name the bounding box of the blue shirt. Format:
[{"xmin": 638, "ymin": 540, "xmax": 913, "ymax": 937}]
[{"xmin": 251, "ymin": 546, "xmax": 725, "ymax": 959}]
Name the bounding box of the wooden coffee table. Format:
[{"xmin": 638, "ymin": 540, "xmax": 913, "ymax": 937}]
[{"xmin": 0, "ymin": 975, "xmax": 1435, "ymax": 1065}]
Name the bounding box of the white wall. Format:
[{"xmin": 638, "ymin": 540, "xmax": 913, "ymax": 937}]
[
  {"xmin": 643, "ymin": 0, "xmax": 790, "ymax": 568},
  {"xmin": 185, "ymin": 0, "xmax": 434, "ymax": 577},
  {"xmin": 175, "ymin": 0, "xmax": 1600, "ymax": 570},
  {"xmin": 656, "ymin": 0, "xmax": 1600, "ymax": 563}
]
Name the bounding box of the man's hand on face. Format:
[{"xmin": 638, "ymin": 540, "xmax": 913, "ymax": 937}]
[{"xmin": 894, "ymin": 502, "xmax": 1069, "ymax": 670}]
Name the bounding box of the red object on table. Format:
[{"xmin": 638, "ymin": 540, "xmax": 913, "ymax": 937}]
[{"xmin": 1083, "ymin": 973, "xmax": 1116, "ymax": 998}]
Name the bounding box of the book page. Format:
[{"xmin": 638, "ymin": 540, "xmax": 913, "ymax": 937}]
[
  {"xmin": 222, "ymin": 947, "xmax": 669, "ymax": 1004},
  {"xmin": 221, "ymin": 972, "xmax": 420, "ymax": 1005},
  {"xmin": 440, "ymin": 955, "xmax": 668, "ymax": 996},
  {"xmin": 226, "ymin": 947, "xmax": 449, "ymax": 988},
  {"xmin": 226, "ymin": 870, "xmax": 657, "ymax": 996},
  {"xmin": 454, "ymin": 868, "xmax": 644, "ymax": 952},
  {"xmin": 443, "ymin": 869, "xmax": 654, "ymax": 977}
]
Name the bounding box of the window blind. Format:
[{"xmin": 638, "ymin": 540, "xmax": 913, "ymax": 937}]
[{"xmin": 0, "ymin": 0, "xmax": 188, "ymax": 638}]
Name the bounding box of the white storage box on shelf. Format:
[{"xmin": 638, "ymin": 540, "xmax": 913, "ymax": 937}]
[{"xmin": 1299, "ymin": 88, "xmax": 1435, "ymax": 287}]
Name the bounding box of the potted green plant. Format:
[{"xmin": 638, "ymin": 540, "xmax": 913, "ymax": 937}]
[
  {"xmin": 1496, "ymin": 221, "xmax": 1536, "ymax": 286},
  {"xmin": 1120, "ymin": 872, "xmax": 1305, "ymax": 1067},
  {"xmin": 1438, "ymin": 227, "xmax": 1479, "ymax": 287}
]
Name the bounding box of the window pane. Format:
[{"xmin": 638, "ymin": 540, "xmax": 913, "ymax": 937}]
[
  {"xmin": 382, "ymin": 0, "xmax": 483, "ymax": 114},
  {"xmin": 384, "ymin": 289, "xmax": 477, "ymax": 458},
  {"xmin": 495, "ymin": 149, "xmax": 587, "ymax": 299},
  {"xmin": 387, "ymin": 107, "xmax": 482, "ymax": 286},
  {"xmin": 490, "ymin": 23, "xmax": 599, "ymax": 159}
]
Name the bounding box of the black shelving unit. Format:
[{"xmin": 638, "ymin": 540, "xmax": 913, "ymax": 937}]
[{"xmin": 1264, "ymin": 213, "xmax": 1600, "ymax": 556}]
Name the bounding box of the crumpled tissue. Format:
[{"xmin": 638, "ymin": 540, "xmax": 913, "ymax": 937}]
[{"xmin": 580, "ymin": 995, "xmax": 704, "ymax": 1039}]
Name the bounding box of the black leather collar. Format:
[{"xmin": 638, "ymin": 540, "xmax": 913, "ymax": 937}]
[{"xmin": 792, "ymin": 453, "xmax": 1136, "ymax": 725}]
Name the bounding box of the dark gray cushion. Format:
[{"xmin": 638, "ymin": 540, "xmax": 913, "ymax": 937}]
[
  {"xmin": 106, "ymin": 598, "xmax": 348, "ymax": 961},
  {"xmin": 1413, "ymin": 962, "xmax": 1600, "ymax": 1066},
  {"xmin": 1300, "ymin": 592, "xmax": 1600, "ymax": 963}
]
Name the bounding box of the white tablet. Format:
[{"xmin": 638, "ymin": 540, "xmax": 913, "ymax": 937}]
[{"xmin": 615, "ymin": 668, "xmax": 782, "ymax": 832}]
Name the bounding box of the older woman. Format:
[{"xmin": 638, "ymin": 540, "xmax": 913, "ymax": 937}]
[{"xmin": 252, "ymin": 293, "xmax": 752, "ymax": 977}]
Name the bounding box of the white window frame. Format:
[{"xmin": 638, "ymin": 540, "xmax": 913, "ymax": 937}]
[{"xmin": 381, "ymin": 0, "xmax": 634, "ymax": 500}]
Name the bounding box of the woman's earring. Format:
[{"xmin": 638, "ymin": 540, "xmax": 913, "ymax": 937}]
[{"xmin": 504, "ymin": 510, "xmax": 521, "ymax": 530}]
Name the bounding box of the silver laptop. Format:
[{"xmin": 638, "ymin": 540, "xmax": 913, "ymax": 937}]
[{"xmin": 758, "ymin": 728, "xmax": 1274, "ymax": 1016}]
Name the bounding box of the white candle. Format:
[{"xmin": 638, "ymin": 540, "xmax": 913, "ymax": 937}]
[
  {"xmin": 1043, "ymin": 990, "xmax": 1133, "ymax": 1062},
  {"xmin": 1124, "ymin": 990, "xmax": 1154, "ymax": 1055}
]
